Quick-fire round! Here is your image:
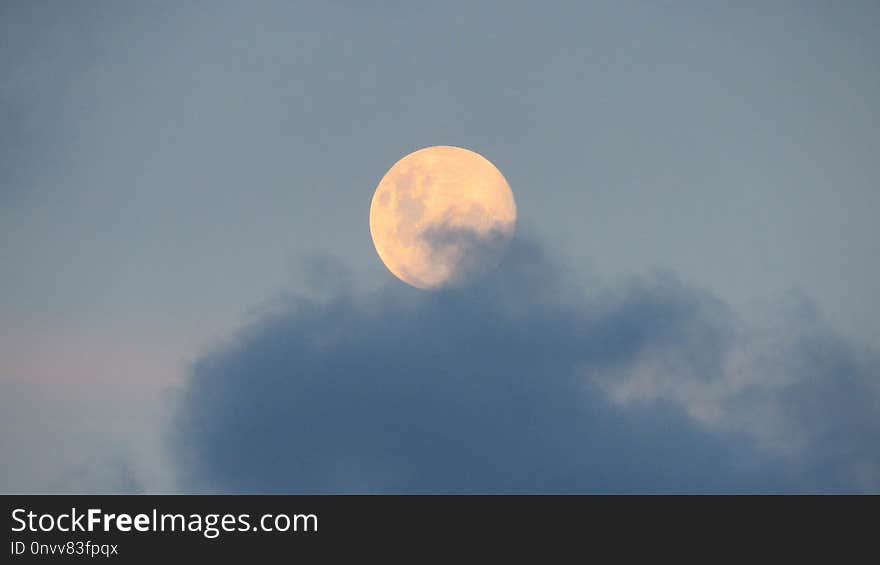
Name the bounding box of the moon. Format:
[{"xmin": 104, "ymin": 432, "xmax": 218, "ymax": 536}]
[{"xmin": 369, "ymin": 145, "xmax": 517, "ymax": 289}]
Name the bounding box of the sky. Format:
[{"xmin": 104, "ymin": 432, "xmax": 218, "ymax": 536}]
[{"xmin": 1, "ymin": 1, "xmax": 878, "ymax": 493}]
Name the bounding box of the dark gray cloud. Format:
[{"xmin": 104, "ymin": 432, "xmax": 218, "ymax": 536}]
[
  {"xmin": 420, "ymin": 223, "xmax": 512, "ymax": 287},
  {"xmin": 171, "ymin": 232, "xmax": 879, "ymax": 493}
]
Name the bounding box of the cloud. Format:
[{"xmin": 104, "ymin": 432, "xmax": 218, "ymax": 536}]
[
  {"xmin": 171, "ymin": 232, "xmax": 880, "ymax": 492},
  {"xmin": 419, "ymin": 222, "xmax": 513, "ymax": 287},
  {"xmin": 588, "ymin": 286, "xmax": 880, "ymax": 490}
]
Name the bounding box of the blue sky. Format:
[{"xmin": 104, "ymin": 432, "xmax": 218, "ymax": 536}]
[{"xmin": 1, "ymin": 1, "xmax": 878, "ymax": 492}]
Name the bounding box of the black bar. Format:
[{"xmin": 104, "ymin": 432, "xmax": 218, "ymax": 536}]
[{"xmin": 2, "ymin": 495, "xmax": 875, "ymax": 560}]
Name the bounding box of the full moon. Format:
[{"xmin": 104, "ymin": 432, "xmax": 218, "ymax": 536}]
[{"xmin": 369, "ymin": 146, "xmax": 517, "ymax": 289}]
